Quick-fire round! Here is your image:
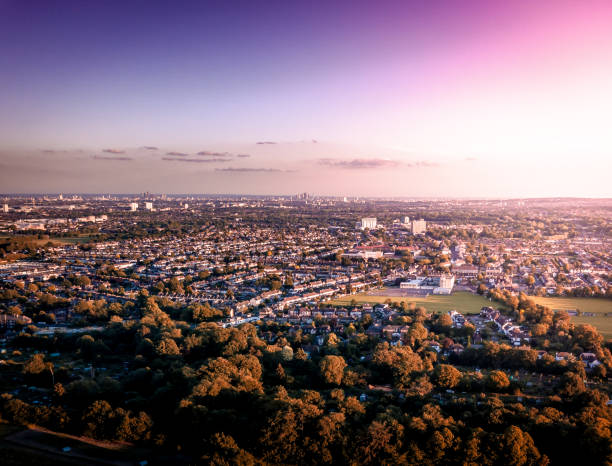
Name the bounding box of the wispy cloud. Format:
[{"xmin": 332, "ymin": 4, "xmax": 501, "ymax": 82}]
[
  {"xmin": 256, "ymin": 141, "xmax": 277, "ymax": 145},
  {"xmin": 41, "ymin": 149, "xmax": 75, "ymax": 154},
  {"xmin": 318, "ymin": 158, "xmax": 401, "ymax": 169},
  {"xmin": 317, "ymin": 158, "xmax": 439, "ymax": 169},
  {"xmin": 406, "ymin": 161, "xmax": 439, "ymax": 167},
  {"xmin": 142, "ymin": 146, "xmax": 159, "ymax": 150},
  {"xmin": 93, "ymin": 155, "xmax": 133, "ymax": 161},
  {"xmin": 464, "ymin": 157, "xmax": 478, "ymax": 161},
  {"xmin": 102, "ymin": 148, "xmax": 125, "ymax": 154},
  {"xmin": 236, "ymin": 154, "xmax": 251, "ymax": 158},
  {"xmin": 215, "ymin": 167, "xmax": 293, "ymax": 173},
  {"xmin": 166, "ymin": 151, "xmax": 189, "ymax": 156},
  {"xmin": 196, "ymin": 150, "xmax": 230, "ymax": 156},
  {"xmin": 162, "ymin": 157, "xmax": 231, "ymax": 163}
]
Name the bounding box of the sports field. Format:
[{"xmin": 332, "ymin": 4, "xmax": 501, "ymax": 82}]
[
  {"xmin": 329, "ymin": 290, "xmax": 493, "ymax": 314},
  {"xmin": 530, "ymin": 296, "xmax": 612, "ymax": 339},
  {"xmin": 329, "ymin": 290, "xmax": 612, "ymax": 339}
]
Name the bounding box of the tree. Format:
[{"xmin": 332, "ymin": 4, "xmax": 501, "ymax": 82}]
[
  {"xmin": 201, "ymin": 432, "xmax": 258, "ymax": 465},
  {"xmin": 74, "ymin": 275, "xmax": 91, "ymax": 287},
  {"xmin": 558, "ymin": 371, "xmax": 585, "ymax": 397},
  {"xmin": 356, "ymin": 419, "xmax": 404, "ymax": 464},
  {"xmin": 319, "ymin": 355, "xmax": 346, "ymax": 385},
  {"xmin": 572, "ymin": 324, "xmax": 603, "ymax": 352},
  {"xmin": 437, "ymin": 313, "xmax": 453, "ymax": 332},
  {"xmin": 497, "ymin": 425, "xmax": 545, "ymax": 466},
  {"xmin": 487, "ymin": 370, "xmax": 510, "ymax": 391},
  {"xmin": 326, "ymin": 333, "xmax": 340, "ymax": 347},
  {"xmin": 23, "ymin": 354, "xmax": 54, "ymax": 386},
  {"xmin": 404, "ymin": 375, "xmax": 433, "ymax": 397},
  {"xmin": 156, "ymin": 336, "xmax": 180, "ymax": 356},
  {"xmin": 295, "ymin": 348, "xmax": 308, "ymax": 361},
  {"xmin": 280, "ymin": 345, "xmax": 294, "ymax": 361},
  {"xmin": 408, "ymin": 322, "xmax": 428, "ymax": 345},
  {"xmin": 275, "ymin": 363, "xmax": 286, "ymax": 382},
  {"xmin": 433, "ymin": 364, "xmax": 461, "ymax": 389},
  {"xmin": 81, "ymin": 400, "xmax": 152, "ymax": 442}
]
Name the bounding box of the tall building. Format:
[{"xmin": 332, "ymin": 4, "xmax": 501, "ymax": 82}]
[
  {"xmin": 144, "ymin": 202, "xmax": 153, "ymax": 211},
  {"xmin": 130, "ymin": 202, "xmax": 138, "ymax": 211},
  {"xmin": 403, "ymin": 216, "xmax": 410, "ymax": 224},
  {"xmin": 411, "ymin": 219, "xmax": 426, "ymax": 235},
  {"xmin": 357, "ymin": 217, "xmax": 377, "ymax": 230},
  {"xmin": 439, "ymin": 275, "xmax": 455, "ymax": 289},
  {"xmin": 2, "ymin": 204, "xmax": 8, "ymax": 213}
]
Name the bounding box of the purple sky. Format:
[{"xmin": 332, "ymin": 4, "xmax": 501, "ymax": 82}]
[{"xmin": 1, "ymin": 0, "xmax": 611, "ymax": 196}]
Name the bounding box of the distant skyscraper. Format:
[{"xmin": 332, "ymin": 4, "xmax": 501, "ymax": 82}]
[
  {"xmin": 130, "ymin": 202, "xmax": 138, "ymax": 211},
  {"xmin": 2, "ymin": 204, "xmax": 8, "ymax": 213},
  {"xmin": 411, "ymin": 219, "xmax": 426, "ymax": 235},
  {"xmin": 144, "ymin": 202, "xmax": 153, "ymax": 211},
  {"xmin": 403, "ymin": 216, "xmax": 410, "ymax": 224}
]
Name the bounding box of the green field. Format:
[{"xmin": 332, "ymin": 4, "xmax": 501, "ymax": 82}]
[
  {"xmin": 329, "ymin": 290, "xmax": 493, "ymax": 314},
  {"xmin": 530, "ymin": 296, "xmax": 612, "ymax": 339},
  {"xmin": 330, "ymin": 291, "xmax": 612, "ymax": 339},
  {"xmin": 0, "ymin": 235, "xmax": 93, "ymax": 246},
  {"xmin": 53, "ymin": 236, "xmax": 93, "ymax": 244}
]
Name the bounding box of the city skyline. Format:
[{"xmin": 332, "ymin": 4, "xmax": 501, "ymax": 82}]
[{"xmin": 1, "ymin": 0, "xmax": 612, "ymax": 197}]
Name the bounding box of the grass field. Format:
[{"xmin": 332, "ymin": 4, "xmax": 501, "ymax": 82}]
[
  {"xmin": 0, "ymin": 235, "xmax": 93, "ymax": 246},
  {"xmin": 329, "ymin": 290, "xmax": 612, "ymax": 339},
  {"xmin": 329, "ymin": 290, "xmax": 493, "ymax": 314},
  {"xmin": 530, "ymin": 296, "xmax": 612, "ymax": 339},
  {"xmin": 53, "ymin": 236, "xmax": 93, "ymax": 244}
]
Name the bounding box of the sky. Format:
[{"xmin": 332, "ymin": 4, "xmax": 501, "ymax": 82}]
[{"xmin": 1, "ymin": 0, "xmax": 611, "ymax": 197}]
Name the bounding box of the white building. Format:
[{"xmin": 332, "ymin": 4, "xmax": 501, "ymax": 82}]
[
  {"xmin": 2, "ymin": 204, "xmax": 8, "ymax": 213},
  {"xmin": 357, "ymin": 217, "xmax": 377, "ymax": 230},
  {"xmin": 411, "ymin": 219, "xmax": 426, "ymax": 235},
  {"xmin": 129, "ymin": 202, "xmax": 138, "ymax": 211},
  {"xmin": 403, "ymin": 216, "xmax": 410, "ymax": 224},
  {"xmin": 400, "ymin": 275, "xmax": 454, "ymax": 294},
  {"xmin": 342, "ymin": 249, "xmax": 383, "ymax": 260},
  {"xmin": 144, "ymin": 202, "xmax": 153, "ymax": 211}
]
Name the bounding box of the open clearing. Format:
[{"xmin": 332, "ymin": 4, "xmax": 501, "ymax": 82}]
[
  {"xmin": 529, "ymin": 296, "xmax": 612, "ymax": 315},
  {"xmin": 329, "ymin": 290, "xmax": 494, "ymax": 314},
  {"xmin": 0, "ymin": 235, "xmax": 93, "ymax": 246},
  {"xmin": 1, "ymin": 424, "xmax": 153, "ymax": 465},
  {"xmin": 330, "ymin": 290, "xmax": 612, "ymax": 339},
  {"xmin": 530, "ymin": 296, "xmax": 612, "ymax": 339}
]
